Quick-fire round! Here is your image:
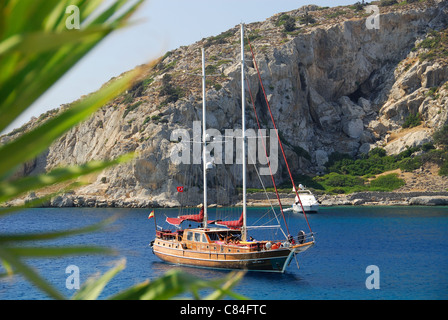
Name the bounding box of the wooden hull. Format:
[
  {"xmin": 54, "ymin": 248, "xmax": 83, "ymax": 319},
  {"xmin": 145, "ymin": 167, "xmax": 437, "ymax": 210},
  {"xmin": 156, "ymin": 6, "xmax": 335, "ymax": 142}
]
[{"xmin": 152, "ymin": 238, "xmax": 314, "ymax": 273}]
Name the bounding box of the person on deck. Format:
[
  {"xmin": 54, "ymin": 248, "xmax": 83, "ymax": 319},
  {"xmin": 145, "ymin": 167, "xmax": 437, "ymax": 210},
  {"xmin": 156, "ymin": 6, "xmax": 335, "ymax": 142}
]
[{"xmin": 288, "ymin": 234, "xmax": 295, "ymax": 245}]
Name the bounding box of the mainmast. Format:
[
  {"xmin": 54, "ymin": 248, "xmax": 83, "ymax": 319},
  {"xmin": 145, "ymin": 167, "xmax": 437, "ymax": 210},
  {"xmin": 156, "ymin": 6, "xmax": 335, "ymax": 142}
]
[
  {"xmin": 202, "ymin": 47, "xmax": 208, "ymax": 229},
  {"xmin": 241, "ymin": 23, "xmax": 247, "ymax": 241}
]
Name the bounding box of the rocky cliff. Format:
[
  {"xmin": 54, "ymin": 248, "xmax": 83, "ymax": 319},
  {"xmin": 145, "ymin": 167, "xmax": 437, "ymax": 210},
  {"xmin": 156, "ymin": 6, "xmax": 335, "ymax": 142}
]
[{"xmin": 3, "ymin": 0, "xmax": 448, "ymax": 208}]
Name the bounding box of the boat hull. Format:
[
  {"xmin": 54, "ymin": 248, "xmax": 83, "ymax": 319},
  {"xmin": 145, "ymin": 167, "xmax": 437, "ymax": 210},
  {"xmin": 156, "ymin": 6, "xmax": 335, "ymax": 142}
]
[
  {"xmin": 293, "ymin": 191, "xmax": 319, "ymax": 213},
  {"xmin": 152, "ymin": 239, "xmax": 314, "ymax": 273},
  {"xmin": 293, "ymin": 203, "xmax": 319, "ymax": 213}
]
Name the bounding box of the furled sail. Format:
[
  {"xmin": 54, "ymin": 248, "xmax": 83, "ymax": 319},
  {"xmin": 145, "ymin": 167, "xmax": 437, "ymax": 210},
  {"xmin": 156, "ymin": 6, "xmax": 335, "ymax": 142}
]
[
  {"xmin": 166, "ymin": 207, "xmax": 216, "ymax": 226},
  {"xmin": 216, "ymin": 212, "xmax": 243, "ymax": 230}
]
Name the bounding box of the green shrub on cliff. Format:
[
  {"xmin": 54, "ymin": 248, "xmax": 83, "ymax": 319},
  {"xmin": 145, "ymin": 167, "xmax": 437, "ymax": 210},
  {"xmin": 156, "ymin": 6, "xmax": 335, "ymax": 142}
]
[
  {"xmin": 369, "ymin": 173, "xmax": 405, "ymax": 191},
  {"xmin": 326, "ymin": 149, "xmax": 397, "ymax": 176},
  {"xmin": 402, "ymin": 113, "xmax": 422, "ymax": 128},
  {"xmin": 433, "ymin": 124, "xmax": 448, "ymax": 148},
  {"xmin": 311, "ymin": 172, "xmax": 405, "ymax": 194},
  {"xmin": 380, "ymin": 0, "xmax": 398, "ymax": 6},
  {"xmin": 417, "ymin": 28, "xmax": 448, "ymax": 62}
]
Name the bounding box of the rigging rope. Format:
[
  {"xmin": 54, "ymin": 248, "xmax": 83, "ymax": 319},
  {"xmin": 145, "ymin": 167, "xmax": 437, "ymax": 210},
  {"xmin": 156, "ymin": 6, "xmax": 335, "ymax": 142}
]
[
  {"xmin": 247, "ymin": 37, "xmax": 313, "ymax": 234},
  {"xmin": 247, "ymin": 145, "xmax": 287, "ymax": 239},
  {"xmin": 245, "ymin": 76, "xmax": 290, "ymax": 237}
]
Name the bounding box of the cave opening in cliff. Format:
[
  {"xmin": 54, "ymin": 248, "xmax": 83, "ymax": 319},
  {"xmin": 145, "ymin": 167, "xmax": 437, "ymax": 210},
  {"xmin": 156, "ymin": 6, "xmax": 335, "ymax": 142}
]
[{"xmin": 348, "ymin": 85, "xmax": 366, "ymax": 104}]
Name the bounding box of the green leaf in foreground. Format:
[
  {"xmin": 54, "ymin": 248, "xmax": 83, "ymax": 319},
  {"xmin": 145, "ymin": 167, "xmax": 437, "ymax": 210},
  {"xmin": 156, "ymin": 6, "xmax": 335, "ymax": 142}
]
[
  {"xmin": 0, "ymin": 216, "xmax": 119, "ymax": 299},
  {"xmin": 106, "ymin": 267, "xmax": 247, "ymax": 300},
  {"xmin": 0, "ymin": 245, "xmax": 66, "ymax": 300},
  {"xmin": 0, "ymin": 216, "xmax": 116, "ymax": 243},
  {"xmin": 0, "ymin": 0, "xmax": 247, "ymax": 301},
  {"xmin": 72, "ymin": 259, "xmax": 127, "ymax": 300},
  {"xmin": 0, "ymin": 68, "xmax": 139, "ymax": 180},
  {"xmin": 0, "ymin": 153, "xmax": 135, "ymax": 205},
  {"xmin": 0, "ymin": 0, "xmax": 144, "ymax": 133}
]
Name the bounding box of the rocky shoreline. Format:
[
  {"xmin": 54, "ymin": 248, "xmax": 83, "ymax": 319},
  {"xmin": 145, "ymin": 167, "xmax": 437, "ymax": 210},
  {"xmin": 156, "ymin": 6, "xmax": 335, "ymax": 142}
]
[
  {"xmin": 6, "ymin": 191, "xmax": 448, "ymax": 209},
  {"xmin": 316, "ymin": 191, "xmax": 448, "ymax": 207},
  {"xmin": 248, "ymin": 191, "xmax": 448, "ymax": 207}
]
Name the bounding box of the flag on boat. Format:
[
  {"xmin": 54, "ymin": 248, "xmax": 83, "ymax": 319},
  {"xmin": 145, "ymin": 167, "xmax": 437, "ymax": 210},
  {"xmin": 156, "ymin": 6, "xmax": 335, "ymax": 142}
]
[
  {"xmin": 148, "ymin": 210, "xmax": 155, "ymax": 219},
  {"xmin": 177, "ymin": 186, "xmax": 184, "ymax": 192}
]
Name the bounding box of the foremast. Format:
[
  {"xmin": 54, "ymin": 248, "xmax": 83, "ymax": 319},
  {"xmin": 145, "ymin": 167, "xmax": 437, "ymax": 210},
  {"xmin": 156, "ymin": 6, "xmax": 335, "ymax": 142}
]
[
  {"xmin": 201, "ymin": 47, "xmax": 208, "ymax": 229},
  {"xmin": 240, "ymin": 23, "xmax": 247, "ymax": 242}
]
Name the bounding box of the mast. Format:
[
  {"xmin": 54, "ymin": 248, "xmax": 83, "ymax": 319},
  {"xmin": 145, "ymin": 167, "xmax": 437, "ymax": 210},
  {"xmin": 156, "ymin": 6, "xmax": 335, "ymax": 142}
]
[
  {"xmin": 241, "ymin": 23, "xmax": 247, "ymax": 241},
  {"xmin": 202, "ymin": 47, "xmax": 208, "ymax": 229}
]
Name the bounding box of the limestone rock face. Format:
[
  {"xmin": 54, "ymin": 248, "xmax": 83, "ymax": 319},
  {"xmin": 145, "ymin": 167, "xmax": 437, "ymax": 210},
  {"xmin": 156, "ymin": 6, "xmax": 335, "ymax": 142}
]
[
  {"xmin": 384, "ymin": 130, "xmax": 433, "ymax": 155},
  {"xmin": 3, "ymin": 1, "xmax": 448, "ymax": 207}
]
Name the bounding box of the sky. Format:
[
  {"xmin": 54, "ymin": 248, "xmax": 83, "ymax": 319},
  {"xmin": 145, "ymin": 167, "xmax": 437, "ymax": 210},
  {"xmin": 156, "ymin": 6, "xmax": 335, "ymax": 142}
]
[{"xmin": 5, "ymin": 0, "xmax": 356, "ymax": 133}]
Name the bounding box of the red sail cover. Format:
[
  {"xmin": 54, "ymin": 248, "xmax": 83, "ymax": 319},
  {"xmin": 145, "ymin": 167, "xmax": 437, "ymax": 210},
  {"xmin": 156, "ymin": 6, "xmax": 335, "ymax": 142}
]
[
  {"xmin": 216, "ymin": 212, "xmax": 243, "ymax": 229},
  {"xmin": 166, "ymin": 208, "xmax": 206, "ymax": 226}
]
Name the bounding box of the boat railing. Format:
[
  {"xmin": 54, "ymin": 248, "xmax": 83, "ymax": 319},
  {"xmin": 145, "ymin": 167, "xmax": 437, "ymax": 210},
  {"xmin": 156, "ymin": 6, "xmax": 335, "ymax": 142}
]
[
  {"xmin": 156, "ymin": 229, "xmax": 183, "ymax": 241},
  {"xmin": 261, "ymin": 232, "xmax": 315, "ymax": 244},
  {"xmin": 292, "ymin": 232, "xmax": 315, "ymax": 245},
  {"xmin": 155, "ymin": 229, "xmax": 315, "ymax": 251},
  {"xmin": 230, "ymin": 232, "xmax": 316, "ymax": 250}
]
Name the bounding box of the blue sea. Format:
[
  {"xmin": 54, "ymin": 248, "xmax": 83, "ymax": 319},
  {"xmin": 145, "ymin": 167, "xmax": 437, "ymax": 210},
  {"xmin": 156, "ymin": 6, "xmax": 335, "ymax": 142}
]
[{"xmin": 0, "ymin": 206, "xmax": 447, "ymax": 300}]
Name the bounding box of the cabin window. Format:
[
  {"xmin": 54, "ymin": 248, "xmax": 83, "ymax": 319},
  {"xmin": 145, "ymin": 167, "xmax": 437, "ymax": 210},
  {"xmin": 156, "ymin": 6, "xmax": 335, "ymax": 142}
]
[
  {"xmin": 194, "ymin": 233, "xmax": 201, "ymax": 242},
  {"xmin": 186, "ymin": 232, "xmax": 193, "ymax": 241},
  {"xmin": 201, "ymin": 234, "xmax": 208, "ymax": 243},
  {"xmin": 207, "ymin": 233, "xmax": 219, "ymax": 241}
]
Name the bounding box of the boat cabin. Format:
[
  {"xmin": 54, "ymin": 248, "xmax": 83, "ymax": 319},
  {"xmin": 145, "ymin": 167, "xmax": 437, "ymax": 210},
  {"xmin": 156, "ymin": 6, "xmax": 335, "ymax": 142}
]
[
  {"xmin": 184, "ymin": 228, "xmax": 241, "ymax": 243},
  {"xmin": 155, "ymin": 227, "xmax": 264, "ymax": 252}
]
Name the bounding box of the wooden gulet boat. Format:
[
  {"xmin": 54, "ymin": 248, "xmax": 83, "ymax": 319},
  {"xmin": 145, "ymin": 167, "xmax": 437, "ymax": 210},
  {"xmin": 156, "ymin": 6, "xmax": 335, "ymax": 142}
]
[
  {"xmin": 152, "ymin": 228, "xmax": 314, "ymax": 273},
  {"xmin": 150, "ymin": 24, "xmax": 315, "ymax": 273}
]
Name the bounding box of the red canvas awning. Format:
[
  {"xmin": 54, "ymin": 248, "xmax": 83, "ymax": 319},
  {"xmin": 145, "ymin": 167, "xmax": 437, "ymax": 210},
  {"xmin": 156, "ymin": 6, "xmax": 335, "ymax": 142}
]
[
  {"xmin": 166, "ymin": 217, "xmax": 185, "ymax": 226},
  {"xmin": 216, "ymin": 212, "xmax": 243, "ymax": 229},
  {"xmin": 166, "ymin": 208, "xmax": 216, "ymax": 226}
]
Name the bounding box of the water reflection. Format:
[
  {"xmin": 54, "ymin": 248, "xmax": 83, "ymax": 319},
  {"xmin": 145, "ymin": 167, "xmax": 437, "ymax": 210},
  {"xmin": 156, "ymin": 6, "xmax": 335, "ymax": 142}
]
[
  {"xmin": 150, "ymin": 261, "xmax": 235, "ymax": 279},
  {"xmin": 149, "ymin": 260, "xmax": 312, "ymax": 300}
]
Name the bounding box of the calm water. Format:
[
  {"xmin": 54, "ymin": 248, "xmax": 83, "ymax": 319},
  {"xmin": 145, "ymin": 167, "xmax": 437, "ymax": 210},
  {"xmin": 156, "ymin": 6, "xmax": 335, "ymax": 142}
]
[{"xmin": 0, "ymin": 206, "xmax": 447, "ymax": 300}]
